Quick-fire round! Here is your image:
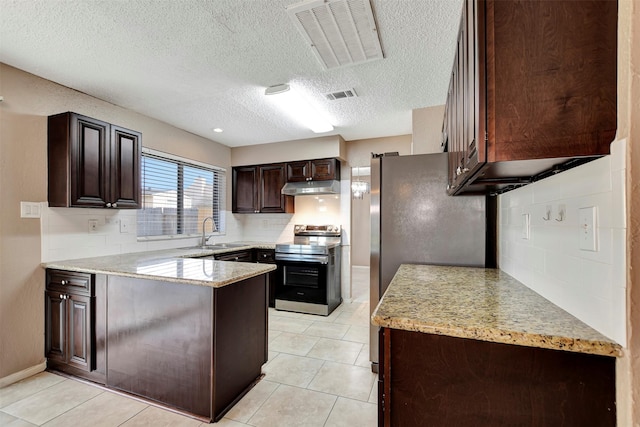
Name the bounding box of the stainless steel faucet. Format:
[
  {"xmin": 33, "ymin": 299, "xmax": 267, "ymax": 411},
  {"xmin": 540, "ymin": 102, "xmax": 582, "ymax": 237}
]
[{"xmin": 201, "ymin": 216, "xmax": 217, "ymax": 246}]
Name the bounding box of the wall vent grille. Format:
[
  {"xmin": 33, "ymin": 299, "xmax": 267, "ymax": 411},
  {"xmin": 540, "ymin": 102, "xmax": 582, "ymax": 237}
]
[{"xmin": 324, "ymin": 88, "xmax": 358, "ymax": 100}]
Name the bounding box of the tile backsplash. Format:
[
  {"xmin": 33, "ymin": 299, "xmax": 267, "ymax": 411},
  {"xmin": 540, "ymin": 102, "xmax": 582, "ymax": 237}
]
[
  {"xmin": 498, "ymin": 139, "xmax": 627, "ymax": 344},
  {"xmin": 40, "ymin": 194, "xmax": 346, "ymax": 261}
]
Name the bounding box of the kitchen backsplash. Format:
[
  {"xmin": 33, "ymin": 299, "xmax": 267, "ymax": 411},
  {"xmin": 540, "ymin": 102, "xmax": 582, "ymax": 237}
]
[
  {"xmin": 40, "ymin": 194, "xmax": 344, "ymax": 262},
  {"xmin": 498, "ymin": 139, "xmax": 627, "ymax": 344}
]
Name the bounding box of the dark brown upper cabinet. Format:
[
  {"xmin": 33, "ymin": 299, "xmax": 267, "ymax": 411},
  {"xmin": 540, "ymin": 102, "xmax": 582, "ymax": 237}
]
[
  {"xmin": 232, "ymin": 163, "xmax": 294, "ymax": 214},
  {"xmin": 48, "ymin": 112, "xmax": 141, "ymax": 208},
  {"xmin": 286, "ymin": 158, "xmax": 340, "ymax": 182},
  {"xmin": 445, "ymin": 0, "xmax": 617, "ymax": 195}
]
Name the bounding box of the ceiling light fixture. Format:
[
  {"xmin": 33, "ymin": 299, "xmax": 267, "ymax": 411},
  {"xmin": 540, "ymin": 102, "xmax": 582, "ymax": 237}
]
[
  {"xmin": 213, "ymin": 128, "xmax": 223, "ymax": 133},
  {"xmin": 265, "ymin": 84, "xmax": 334, "ymax": 133}
]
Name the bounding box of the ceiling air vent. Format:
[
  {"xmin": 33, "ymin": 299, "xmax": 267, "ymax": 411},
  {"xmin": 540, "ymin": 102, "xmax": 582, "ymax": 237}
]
[
  {"xmin": 287, "ymin": 0, "xmax": 384, "ymax": 70},
  {"xmin": 324, "ymin": 88, "xmax": 358, "ymax": 101}
]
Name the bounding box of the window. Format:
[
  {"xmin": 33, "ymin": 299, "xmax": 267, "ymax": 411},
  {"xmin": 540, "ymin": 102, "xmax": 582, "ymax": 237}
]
[{"xmin": 137, "ymin": 149, "xmax": 225, "ymax": 239}]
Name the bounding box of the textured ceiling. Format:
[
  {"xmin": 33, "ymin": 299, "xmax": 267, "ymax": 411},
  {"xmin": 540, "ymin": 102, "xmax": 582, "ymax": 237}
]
[{"xmin": 0, "ymin": 0, "xmax": 463, "ymax": 147}]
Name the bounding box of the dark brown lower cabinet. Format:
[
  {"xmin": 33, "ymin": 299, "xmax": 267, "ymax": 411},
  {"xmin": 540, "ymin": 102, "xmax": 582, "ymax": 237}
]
[
  {"xmin": 106, "ymin": 274, "xmax": 268, "ymax": 422},
  {"xmin": 379, "ymin": 328, "xmax": 616, "ymax": 427},
  {"xmin": 45, "ymin": 270, "xmax": 106, "ymax": 384},
  {"xmin": 255, "ymin": 249, "xmax": 277, "ymax": 307}
]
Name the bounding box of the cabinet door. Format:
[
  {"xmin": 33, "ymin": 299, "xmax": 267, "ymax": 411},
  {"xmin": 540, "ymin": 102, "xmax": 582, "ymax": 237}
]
[
  {"xmin": 232, "ymin": 166, "xmax": 259, "ymax": 213},
  {"xmin": 110, "ymin": 125, "xmax": 141, "ymax": 209},
  {"xmin": 67, "ymin": 294, "xmax": 93, "ymax": 371},
  {"xmin": 259, "ymin": 164, "xmax": 289, "ymax": 213},
  {"xmin": 311, "ymin": 159, "xmax": 339, "ymax": 180},
  {"xmin": 214, "ymin": 250, "xmax": 253, "ymax": 262},
  {"xmin": 70, "ymin": 114, "xmax": 111, "ymax": 207},
  {"xmin": 45, "ymin": 290, "xmax": 66, "ymax": 364},
  {"xmin": 255, "ymin": 249, "xmax": 277, "ymax": 307},
  {"xmin": 286, "ymin": 161, "xmax": 311, "ymax": 182}
]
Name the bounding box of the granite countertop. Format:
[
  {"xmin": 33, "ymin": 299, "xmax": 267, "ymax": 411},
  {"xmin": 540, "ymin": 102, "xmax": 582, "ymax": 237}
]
[
  {"xmin": 371, "ymin": 264, "xmax": 622, "ymax": 357},
  {"xmin": 42, "ymin": 243, "xmax": 277, "ymax": 288}
]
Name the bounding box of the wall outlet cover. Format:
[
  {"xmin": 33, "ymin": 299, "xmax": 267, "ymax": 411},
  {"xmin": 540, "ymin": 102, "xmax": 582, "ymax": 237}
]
[
  {"xmin": 579, "ymin": 206, "xmax": 597, "ymax": 251},
  {"xmin": 522, "ymin": 213, "xmax": 530, "ymax": 240}
]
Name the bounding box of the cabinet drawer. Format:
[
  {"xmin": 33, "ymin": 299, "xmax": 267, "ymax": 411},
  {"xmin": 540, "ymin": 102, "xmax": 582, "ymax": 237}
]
[
  {"xmin": 47, "ymin": 270, "xmax": 93, "ymax": 295},
  {"xmin": 214, "ymin": 250, "xmax": 253, "ymax": 262},
  {"xmin": 255, "ymin": 249, "xmax": 275, "ymax": 264}
]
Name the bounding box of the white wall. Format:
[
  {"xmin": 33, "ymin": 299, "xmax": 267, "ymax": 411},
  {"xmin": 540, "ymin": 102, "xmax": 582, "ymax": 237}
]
[{"xmin": 498, "ymin": 139, "xmax": 627, "ymax": 344}]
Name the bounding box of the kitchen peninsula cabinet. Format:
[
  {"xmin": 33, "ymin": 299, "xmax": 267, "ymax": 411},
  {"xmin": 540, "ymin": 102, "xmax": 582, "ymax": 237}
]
[
  {"xmin": 43, "ymin": 252, "xmax": 275, "ymax": 422},
  {"xmin": 45, "ymin": 270, "xmax": 106, "ymax": 384},
  {"xmin": 445, "ymin": 0, "xmax": 617, "ymax": 195},
  {"xmin": 48, "ymin": 112, "xmax": 141, "ymax": 208},
  {"xmin": 232, "ymin": 163, "xmax": 294, "ymax": 213},
  {"xmin": 286, "ymin": 158, "xmax": 340, "ymax": 182},
  {"xmin": 107, "ymin": 273, "xmax": 268, "ymax": 421}
]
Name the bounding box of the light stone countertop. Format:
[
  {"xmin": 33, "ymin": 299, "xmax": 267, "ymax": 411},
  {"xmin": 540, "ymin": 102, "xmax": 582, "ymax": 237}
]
[
  {"xmin": 371, "ymin": 264, "xmax": 622, "ymax": 357},
  {"xmin": 42, "ymin": 243, "xmax": 277, "ymax": 288}
]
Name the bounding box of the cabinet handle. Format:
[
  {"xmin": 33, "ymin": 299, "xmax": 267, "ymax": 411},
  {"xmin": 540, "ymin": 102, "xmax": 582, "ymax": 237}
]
[
  {"xmin": 112, "ymin": 203, "xmax": 117, "ymax": 208},
  {"xmin": 234, "ymin": 257, "xmax": 239, "ymax": 261},
  {"xmin": 61, "ymin": 280, "xmax": 67, "ymax": 285},
  {"xmin": 106, "ymin": 203, "xmax": 112, "ymax": 208}
]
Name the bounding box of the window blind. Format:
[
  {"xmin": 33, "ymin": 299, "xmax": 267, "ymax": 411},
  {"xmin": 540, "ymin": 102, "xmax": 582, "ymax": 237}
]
[{"xmin": 137, "ymin": 151, "xmax": 225, "ymax": 238}]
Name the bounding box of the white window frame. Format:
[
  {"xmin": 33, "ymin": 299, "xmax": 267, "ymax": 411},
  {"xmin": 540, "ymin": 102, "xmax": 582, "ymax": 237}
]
[{"xmin": 137, "ymin": 147, "xmax": 226, "ymax": 241}]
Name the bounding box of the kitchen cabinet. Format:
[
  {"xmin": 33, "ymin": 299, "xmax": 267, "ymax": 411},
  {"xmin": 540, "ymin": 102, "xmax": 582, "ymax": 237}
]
[
  {"xmin": 107, "ymin": 273, "xmax": 268, "ymax": 421},
  {"xmin": 378, "ymin": 328, "xmax": 616, "ymax": 427},
  {"xmin": 48, "ymin": 112, "xmax": 141, "ymax": 208},
  {"xmin": 232, "ymin": 163, "xmax": 294, "ymax": 214},
  {"xmin": 45, "ymin": 270, "xmax": 106, "ymax": 383},
  {"xmin": 214, "ymin": 249, "xmax": 254, "ymax": 262},
  {"xmin": 255, "ymin": 249, "xmax": 277, "ymax": 307},
  {"xmin": 286, "ymin": 158, "xmax": 340, "ymax": 182},
  {"xmin": 445, "ymin": 0, "xmax": 617, "ymax": 195}
]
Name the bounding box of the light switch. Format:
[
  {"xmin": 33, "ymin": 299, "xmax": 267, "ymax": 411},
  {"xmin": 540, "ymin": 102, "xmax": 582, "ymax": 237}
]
[
  {"xmin": 20, "ymin": 201, "xmax": 41, "ymax": 218},
  {"xmin": 89, "ymin": 219, "xmax": 98, "ymax": 233},
  {"xmin": 522, "ymin": 213, "xmax": 530, "ymax": 240},
  {"xmin": 579, "ymin": 207, "xmax": 597, "ymax": 251},
  {"xmin": 120, "ymin": 218, "xmax": 129, "ymax": 233}
]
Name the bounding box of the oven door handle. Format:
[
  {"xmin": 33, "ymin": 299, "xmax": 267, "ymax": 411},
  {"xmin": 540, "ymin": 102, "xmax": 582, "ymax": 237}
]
[{"xmin": 275, "ymin": 254, "xmax": 329, "ymax": 264}]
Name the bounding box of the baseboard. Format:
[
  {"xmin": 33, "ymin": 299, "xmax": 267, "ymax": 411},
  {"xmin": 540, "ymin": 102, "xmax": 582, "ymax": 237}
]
[{"xmin": 0, "ymin": 361, "xmax": 47, "ymax": 388}]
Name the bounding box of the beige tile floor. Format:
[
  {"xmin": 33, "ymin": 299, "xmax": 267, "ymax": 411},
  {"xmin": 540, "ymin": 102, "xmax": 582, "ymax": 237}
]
[{"xmin": 0, "ymin": 267, "xmax": 376, "ymax": 426}]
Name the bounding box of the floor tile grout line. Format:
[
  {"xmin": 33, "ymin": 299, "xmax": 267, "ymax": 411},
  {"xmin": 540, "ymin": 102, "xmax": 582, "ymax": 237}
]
[
  {"xmin": 242, "ymin": 381, "xmax": 281, "ymax": 427},
  {"xmin": 0, "ymin": 374, "xmax": 67, "ymax": 411},
  {"xmin": 38, "ymin": 388, "xmax": 109, "ymax": 427}
]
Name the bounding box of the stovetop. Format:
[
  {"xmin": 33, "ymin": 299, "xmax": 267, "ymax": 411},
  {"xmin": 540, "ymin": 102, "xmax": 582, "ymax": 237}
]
[{"xmin": 275, "ymin": 225, "xmax": 341, "ymax": 255}]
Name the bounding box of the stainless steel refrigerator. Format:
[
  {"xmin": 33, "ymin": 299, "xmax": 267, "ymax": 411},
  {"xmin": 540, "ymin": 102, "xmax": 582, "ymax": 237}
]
[{"xmin": 369, "ymin": 153, "xmax": 491, "ymax": 372}]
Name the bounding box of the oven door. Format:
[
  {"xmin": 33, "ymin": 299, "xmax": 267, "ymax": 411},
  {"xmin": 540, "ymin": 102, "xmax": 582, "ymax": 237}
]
[{"xmin": 275, "ymin": 255, "xmax": 328, "ymax": 305}]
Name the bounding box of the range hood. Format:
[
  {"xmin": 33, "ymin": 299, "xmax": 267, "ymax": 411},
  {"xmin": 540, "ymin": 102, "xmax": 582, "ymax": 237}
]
[{"xmin": 281, "ymin": 180, "xmax": 341, "ymax": 196}]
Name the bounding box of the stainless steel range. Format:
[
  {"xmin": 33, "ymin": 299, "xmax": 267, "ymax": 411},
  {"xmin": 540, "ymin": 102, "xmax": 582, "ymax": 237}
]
[{"xmin": 274, "ymin": 225, "xmax": 342, "ymax": 316}]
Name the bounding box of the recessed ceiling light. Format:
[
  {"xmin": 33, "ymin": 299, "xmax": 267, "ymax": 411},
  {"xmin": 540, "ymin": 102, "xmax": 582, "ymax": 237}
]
[{"xmin": 213, "ymin": 128, "xmax": 223, "ymax": 133}]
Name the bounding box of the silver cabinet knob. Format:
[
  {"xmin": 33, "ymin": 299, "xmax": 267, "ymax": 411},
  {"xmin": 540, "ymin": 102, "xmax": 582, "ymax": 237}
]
[
  {"xmin": 112, "ymin": 203, "xmax": 117, "ymax": 208},
  {"xmin": 61, "ymin": 280, "xmax": 67, "ymax": 285},
  {"xmin": 106, "ymin": 203, "xmax": 112, "ymax": 208}
]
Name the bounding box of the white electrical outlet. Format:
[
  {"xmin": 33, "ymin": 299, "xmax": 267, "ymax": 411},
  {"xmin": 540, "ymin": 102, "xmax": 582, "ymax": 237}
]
[
  {"xmin": 89, "ymin": 219, "xmax": 99, "ymax": 233},
  {"xmin": 579, "ymin": 206, "xmax": 597, "ymax": 251},
  {"xmin": 120, "ymin": 219, "xmax": 129, "ymax": 233},
  {"xmin": 522, "ymin": 213, "xmax": 530, "ymax": 240}
]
